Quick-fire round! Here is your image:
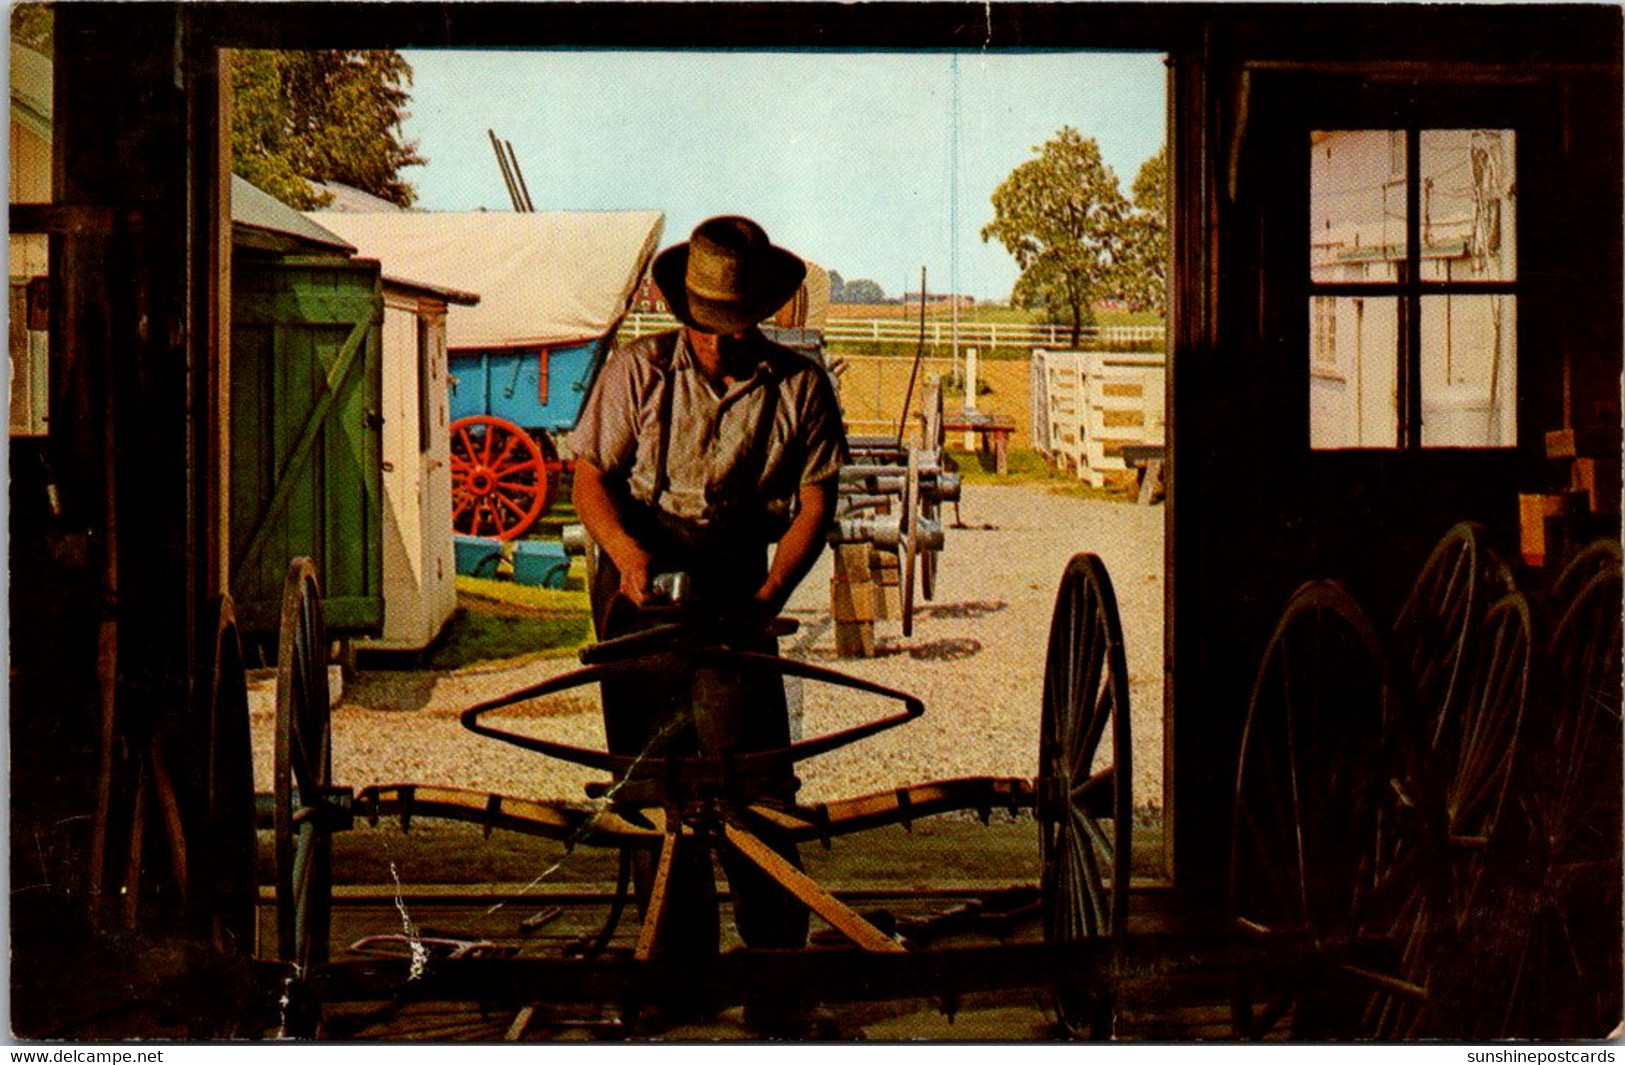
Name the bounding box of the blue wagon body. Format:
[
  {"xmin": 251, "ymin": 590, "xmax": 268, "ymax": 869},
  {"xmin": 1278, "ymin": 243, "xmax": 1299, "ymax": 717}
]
[{"xmin": 448, "ymin": 337, "xmax": 608, "ymax": 435}]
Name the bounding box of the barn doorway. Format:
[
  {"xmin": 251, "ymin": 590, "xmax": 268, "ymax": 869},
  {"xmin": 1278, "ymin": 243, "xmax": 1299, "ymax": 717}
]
[{"xmin": 225, "ymin": 48, "xmax": 1174, "ymax": 901}]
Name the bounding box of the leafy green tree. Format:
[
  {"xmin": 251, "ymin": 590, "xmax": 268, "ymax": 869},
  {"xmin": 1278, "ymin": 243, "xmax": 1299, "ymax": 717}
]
[
  {"xmin": 230, "ymin": 50, "xmax": 426, "ymax": 210},
  {"xmin": 841, "ymin": 278, "xmax": 888, "ymax": 304},
  {"xmin": 11, "ymin": 3, "xmax": 53, "ymax": 53},
  {"xmin": 981, "ymin": 126, "xmax": 1130, "ymax": 347},
  {"xmin": 1118, "ymin": 146, "xmax": 1168, "ymax": 316}
]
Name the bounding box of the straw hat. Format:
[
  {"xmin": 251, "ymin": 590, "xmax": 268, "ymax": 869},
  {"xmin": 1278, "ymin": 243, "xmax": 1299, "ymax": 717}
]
[{"xmin": 652, "ymin": 216, "xmax": 806, "ymax": 334}]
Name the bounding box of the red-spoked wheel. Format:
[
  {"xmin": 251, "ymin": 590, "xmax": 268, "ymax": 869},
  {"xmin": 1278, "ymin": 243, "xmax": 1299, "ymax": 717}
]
[{"xmin": 450, "ymin": 416, "xmax": 558, "ymax": 541}]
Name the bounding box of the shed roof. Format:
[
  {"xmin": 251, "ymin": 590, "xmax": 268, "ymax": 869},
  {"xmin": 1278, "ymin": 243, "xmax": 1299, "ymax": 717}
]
[
  {"xmin": 307, "ymin": 210, "xmax": 664, "ymax": 349},
  {"xmin": 232, "ymin": 175, "xmax": 356, "ymax": 254}
]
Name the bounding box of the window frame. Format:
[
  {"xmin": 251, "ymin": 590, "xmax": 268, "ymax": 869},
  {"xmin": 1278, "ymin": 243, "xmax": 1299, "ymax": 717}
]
[{"xmin": 1308, "ymin": 125, "xmax": 1522, "ymax": 451}]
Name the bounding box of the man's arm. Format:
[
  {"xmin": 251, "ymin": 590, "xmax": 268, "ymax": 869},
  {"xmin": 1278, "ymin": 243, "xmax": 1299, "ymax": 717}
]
[
  {"xmin": 572, "ymin": 458, "xmax": 654, "ymax": 607},
  {"xmin": 753, "ymin": 478, "xmax": 837, "ymax": 618}
]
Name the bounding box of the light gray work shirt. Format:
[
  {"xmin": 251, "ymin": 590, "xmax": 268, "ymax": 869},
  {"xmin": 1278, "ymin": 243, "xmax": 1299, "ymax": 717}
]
[{"xmin": 570, "ymin": 330, "xmax": 847, "ymax": 544}]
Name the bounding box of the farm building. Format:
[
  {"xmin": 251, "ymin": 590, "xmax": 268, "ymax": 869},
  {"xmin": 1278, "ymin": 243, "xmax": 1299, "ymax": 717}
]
[
  {"xmin": 7, "ymin": 1, "xmax": 1621, "ymax": 1043},
  {"xmin": 310, "ymin": 210, "xmax": 663, "ymax": 539},
  {"xmin": 231, "ymin": 178, "xmax": 479, "ymax": 647}
]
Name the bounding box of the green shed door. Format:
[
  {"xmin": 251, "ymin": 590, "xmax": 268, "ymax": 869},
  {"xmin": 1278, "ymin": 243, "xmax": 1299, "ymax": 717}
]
[{"xmin": 230, "ymin": 256, "xmax": 385, "ymax": 636}]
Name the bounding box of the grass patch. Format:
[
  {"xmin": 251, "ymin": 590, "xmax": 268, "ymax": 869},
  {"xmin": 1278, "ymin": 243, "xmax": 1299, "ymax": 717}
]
[
  {"xmin": 946, "ymin": 446, "xmax": 1133, "ymax": 503},
  {"xmin": 425, "ymin": 574, "xmax": 593, "ymax": 671}
]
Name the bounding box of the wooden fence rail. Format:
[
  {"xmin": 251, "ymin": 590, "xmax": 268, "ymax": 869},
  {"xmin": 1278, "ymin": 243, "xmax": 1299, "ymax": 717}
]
[{"xmin": 618, "ymin": 312, "xmax": 1165, "ymax": 349}]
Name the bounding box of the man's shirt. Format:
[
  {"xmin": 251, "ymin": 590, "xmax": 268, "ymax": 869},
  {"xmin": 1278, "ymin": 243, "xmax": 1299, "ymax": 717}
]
[{"xmin": 570, "ymin": 329, "xmax": 848, "ymax": 542}]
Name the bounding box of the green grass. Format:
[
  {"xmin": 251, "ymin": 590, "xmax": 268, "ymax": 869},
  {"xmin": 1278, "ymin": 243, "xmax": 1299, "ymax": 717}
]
[
  {"xmin": 946, "ymin": 446, "xmax": 1133, "ymax": 502},
  {"xmin": 424, "ymin": 573, "xmax": 593, "ymax": 671}
]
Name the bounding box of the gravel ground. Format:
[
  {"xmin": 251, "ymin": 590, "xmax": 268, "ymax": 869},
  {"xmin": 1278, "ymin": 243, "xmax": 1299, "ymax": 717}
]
[{"xmin": 250, "ymin": 483, "xmax": 1165, "ymax": 813}]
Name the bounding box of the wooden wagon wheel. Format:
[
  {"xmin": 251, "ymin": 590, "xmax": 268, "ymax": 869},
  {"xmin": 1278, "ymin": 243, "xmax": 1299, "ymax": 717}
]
[
  {"xmin": 274, "ymin": 559, "xmax": 335, "ymax": 980},
  {"xmin": 1230, "ymin": 581, "xmax": 1421, "ymax": 1040},
  {"xmin": 1369, "ymin": 586, "xmax": 1534, "ymax": 1040},
  {"xmin": 1038, "ymin": 553, "xmax": 1132, "ymax": 1038},
  {"xmin": 1500, "ymin": 551, "xmax": 1623, "ymax": 1037},
  {"xmin": 900, "ymin": 449, "xmax": 921, "ymax": 636},
  {"xmin": 203, "ymin": 594, "xmax": 258, "ymax": 960},
  {"xmin": 1394, "ymin": 523, "xmax": 1507, "ymax": 754},
  {"xmin": 450, "ymin": 415, "xmax": 557, "ymax": 541}
]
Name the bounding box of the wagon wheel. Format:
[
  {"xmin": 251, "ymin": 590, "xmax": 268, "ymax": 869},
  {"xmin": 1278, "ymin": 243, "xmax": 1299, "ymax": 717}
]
[
  {"xmin": 1437, "ymin": 589, "xmax": 1531, "ymax": 921},
  {"xmin": 1038, "ymin": 553, "xmax": 1131, "ymax": 1038},
  {"xmin": 203, "ymin": 594, "xmax": 258, "ymax": 959},
  {"xmin": 900, "ymin": 449, "xmax": 921, "ymax": 636},
  {"xmin": 1374, "ymin": 587, "xmax": 1533, "ymax": 1040},
  {"xmin": 1394, "ymin": 523, "xmax": 1505, "ymax": 755},
  {"xmin": 1230, "ymin": 581, "xmax": 1421, "ymax": 1040},
  {"xmin": 1501, "ymin": 554, "xmax": 1623, "ymax": 1037},
  {"xmin": 450, "ymin": 415, "xmax": 556, "ymax": 541},
  {"xmin": 274, "ymin": 559, "xmax": 334, "ymax": 984}
]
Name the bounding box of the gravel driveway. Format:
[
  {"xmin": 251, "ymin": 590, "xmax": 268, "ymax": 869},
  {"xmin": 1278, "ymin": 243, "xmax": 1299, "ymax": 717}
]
[{"xmin": 250, "ymin": 483, "xmax": 1165, "ymax": 814}]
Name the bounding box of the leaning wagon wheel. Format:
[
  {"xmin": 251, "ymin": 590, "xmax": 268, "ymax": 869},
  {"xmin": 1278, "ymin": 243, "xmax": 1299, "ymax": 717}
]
[
  {"xmin": 1230, "ymin": 581, "xmax": 1421, "ymax": 1040},
  {"xmin": 1501, "ymin": 553, "xmax": 1623, "ymax": 1038},
  {"xmin": 203, "ymin": 594, "xmax": 258, "ymax": 960},
  {"xmin": 899, "ymin": 449, "xmax": 921, "ymax": 636},
  {"xmin": 1038, "ymin": 553, "xmax": 1132, "ymax": 1038},
  {"xmin": 450, "ymin": 415, "xmax": 557, "ymax": 541},
  {"xmin": 274, "ymin": 559, "xmax": 335, "ymax": 981},
  {"xmin": 1394, "ymin": 523, "xmax": 1504, "ymax": 754}
]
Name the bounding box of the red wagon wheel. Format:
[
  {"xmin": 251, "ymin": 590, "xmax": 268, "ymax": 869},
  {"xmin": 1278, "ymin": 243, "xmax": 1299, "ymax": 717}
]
[{"xmin": 450, "ymin": 416, "xmax": 558, "ymax": 541}]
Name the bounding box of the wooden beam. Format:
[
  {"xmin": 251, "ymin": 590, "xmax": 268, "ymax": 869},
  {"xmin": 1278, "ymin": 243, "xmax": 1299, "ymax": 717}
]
[{"xmin": 722, "ymin": 823, "xmax": 906, "ymax": 954}]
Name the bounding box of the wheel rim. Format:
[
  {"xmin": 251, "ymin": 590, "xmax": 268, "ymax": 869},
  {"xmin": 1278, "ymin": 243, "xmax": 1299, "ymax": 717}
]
[
  {"xmin": 1039, "ymin": 553, "xmax": 1131, "ymax": 1038},
  {"xmin": 1502, "ymin": 555, "xmax": 1623, "ymax": 1037},
  {"xmin": 275, "ymin": 559, "xmax": 333, "ymax": 974},
  {"xmin": 900, "ymin": 449, "xmax": 920, "ymax": 636},
  {"xmin": 449, "ymin": 416, "xmax": 554, "ymax": 541},
  {"xmin": 205, "ymin": 595, "xmax": 257, "ymax": 960},
  {"xmin": 1229, "ymin": 581, "xmax": 1414, "ymax": 1039}
]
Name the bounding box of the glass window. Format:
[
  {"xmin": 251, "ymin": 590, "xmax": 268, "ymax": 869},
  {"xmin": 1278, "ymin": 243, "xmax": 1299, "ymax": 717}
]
[
  {"xmin": 1309, "ymin": 128, "xmax": 1517, "ymax": 451},
  {"xmin": 1311, "ymin": 130, "xmax": 1406, "ymax": 284}
]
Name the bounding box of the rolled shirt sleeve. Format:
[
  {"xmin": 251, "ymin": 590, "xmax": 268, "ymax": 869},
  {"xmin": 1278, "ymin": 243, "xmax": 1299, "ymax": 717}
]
[
  {"xmin": 568, "ymin": 345, "xmax": 645, "ymax": 476},
  {"xmin": 796, "ymin": 368, "xmax": 849, "ymax": 487}
]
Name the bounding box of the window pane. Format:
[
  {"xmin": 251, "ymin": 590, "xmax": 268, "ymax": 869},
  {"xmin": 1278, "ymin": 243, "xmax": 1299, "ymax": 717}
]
[
  {"xmin": 1420, "ymin": 130, "xmax": 1516, "ymax": 282},
  {"xmin": 1310, "ymin": 296, "xmax": 1399, "ymax": 449},
  {"xmin": 1311, "ymin": 131, "xmax": 1407, "ymax": 283},
  {"xmin": 1421, "ymin": 294, "xmax": 1516, "ymax": 447}
]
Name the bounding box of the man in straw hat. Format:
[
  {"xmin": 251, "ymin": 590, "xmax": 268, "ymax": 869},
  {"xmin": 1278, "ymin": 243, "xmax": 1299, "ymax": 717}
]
[{"xmin": 570, "ymin": 216, "xmax": 848, "ymax": 1015}]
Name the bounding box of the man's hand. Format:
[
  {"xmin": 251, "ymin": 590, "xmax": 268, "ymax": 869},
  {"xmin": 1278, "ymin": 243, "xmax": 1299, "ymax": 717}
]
[
  {"xmin": 616, "ymin": 545, "xmax": 655, "ymax": 608},
  {"xmin": 574, "ymin": 458, "xmax": 658, "ymax": 608}
]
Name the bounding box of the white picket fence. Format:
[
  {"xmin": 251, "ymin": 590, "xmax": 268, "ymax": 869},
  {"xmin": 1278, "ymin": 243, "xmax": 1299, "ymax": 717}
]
[
  {"xmin": 619, "ymin": 312, "xmax": 1164, "ymax": 350},
  {"xmin": 1031, "ymin": 349, "xmax": 1165, "ymax": 488}
]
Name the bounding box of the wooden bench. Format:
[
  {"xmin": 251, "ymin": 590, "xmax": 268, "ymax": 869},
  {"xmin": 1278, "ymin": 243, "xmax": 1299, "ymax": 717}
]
[
  {"xmin": 1119, "ymin": 443, "xmax": 1165, "ymax": 505},
  {"xmin": 943, "ymin": 411, "xmax": 1016, "ymax": 474}
]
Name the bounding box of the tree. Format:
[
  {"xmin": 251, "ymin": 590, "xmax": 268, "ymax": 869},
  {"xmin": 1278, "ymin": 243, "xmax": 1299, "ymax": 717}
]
[
  {"xmin": 1117, "ymin": 146, "xmax": 1168, "ymax": 317},
  {"xmin": 840, "ymin": 278, "xmax": 888, "ymax": 304},
  {"xmin": 230, "ymin": 50, "xmax": 426, "ymax": 210},
  {"xmin": 828, "ymin": 270, "xmax": 846, "ymax": 303},
  {"xmin": 981, "ymin": 126, "xmax": 1130, "ymax": 347},
  {"xmin": 11, "ymin": 4, "xmax": 52, "ymax": 53}
]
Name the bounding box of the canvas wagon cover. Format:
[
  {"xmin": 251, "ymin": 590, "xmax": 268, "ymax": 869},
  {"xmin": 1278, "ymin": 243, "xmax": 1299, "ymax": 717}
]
[{"xmin": 307, "ymin": 210, "xmax": 664, "ymax": 349}]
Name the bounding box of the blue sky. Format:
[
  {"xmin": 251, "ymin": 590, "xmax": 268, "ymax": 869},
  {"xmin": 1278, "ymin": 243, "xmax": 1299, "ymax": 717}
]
[{"xmin": 398, "ymin": 50, "xmax": 1165, "ymax": 302}]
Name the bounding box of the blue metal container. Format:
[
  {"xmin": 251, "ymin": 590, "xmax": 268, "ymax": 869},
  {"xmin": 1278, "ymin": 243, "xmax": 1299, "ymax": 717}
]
[
  {"xmin": 511, "ymin": 539, "xmax": 571, "ymax": 589},
  {"xmin": 453, "ymin": 534, "xmax": 504, "ymax": 578}
]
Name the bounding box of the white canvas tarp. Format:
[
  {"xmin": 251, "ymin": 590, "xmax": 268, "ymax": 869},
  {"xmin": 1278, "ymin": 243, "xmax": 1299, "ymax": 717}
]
[{"xmin": 307, "ymin": 210, "xmax": 664, "ymax": 349}]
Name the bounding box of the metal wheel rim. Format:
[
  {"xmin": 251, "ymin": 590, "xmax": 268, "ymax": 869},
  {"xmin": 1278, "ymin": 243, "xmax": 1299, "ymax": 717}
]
[
  {"xmin": 206, "ymin": 594, "xmax": 258, "ymax": 960},
  {"xmin": 275, "ymin": 558, "xmax": 333, "ymax": 973},
  {"xmin": 449, "ymin": 415, "xmax": 552, "ymax": 541},
  {"xmin": 1038, "ymin": 553, "xmax": 1131, "ymax": 1038},
  {"xmin": 1395, "ymin": 523, "xmax": 1486, "ymax": 755},
  {"xmin": 900, "ymin": 449, "xmax": 920, "ymax": 637},
  {"xmin": 1229, "ymin": 581, "xmax": 1413, "ymax": 1039}
]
